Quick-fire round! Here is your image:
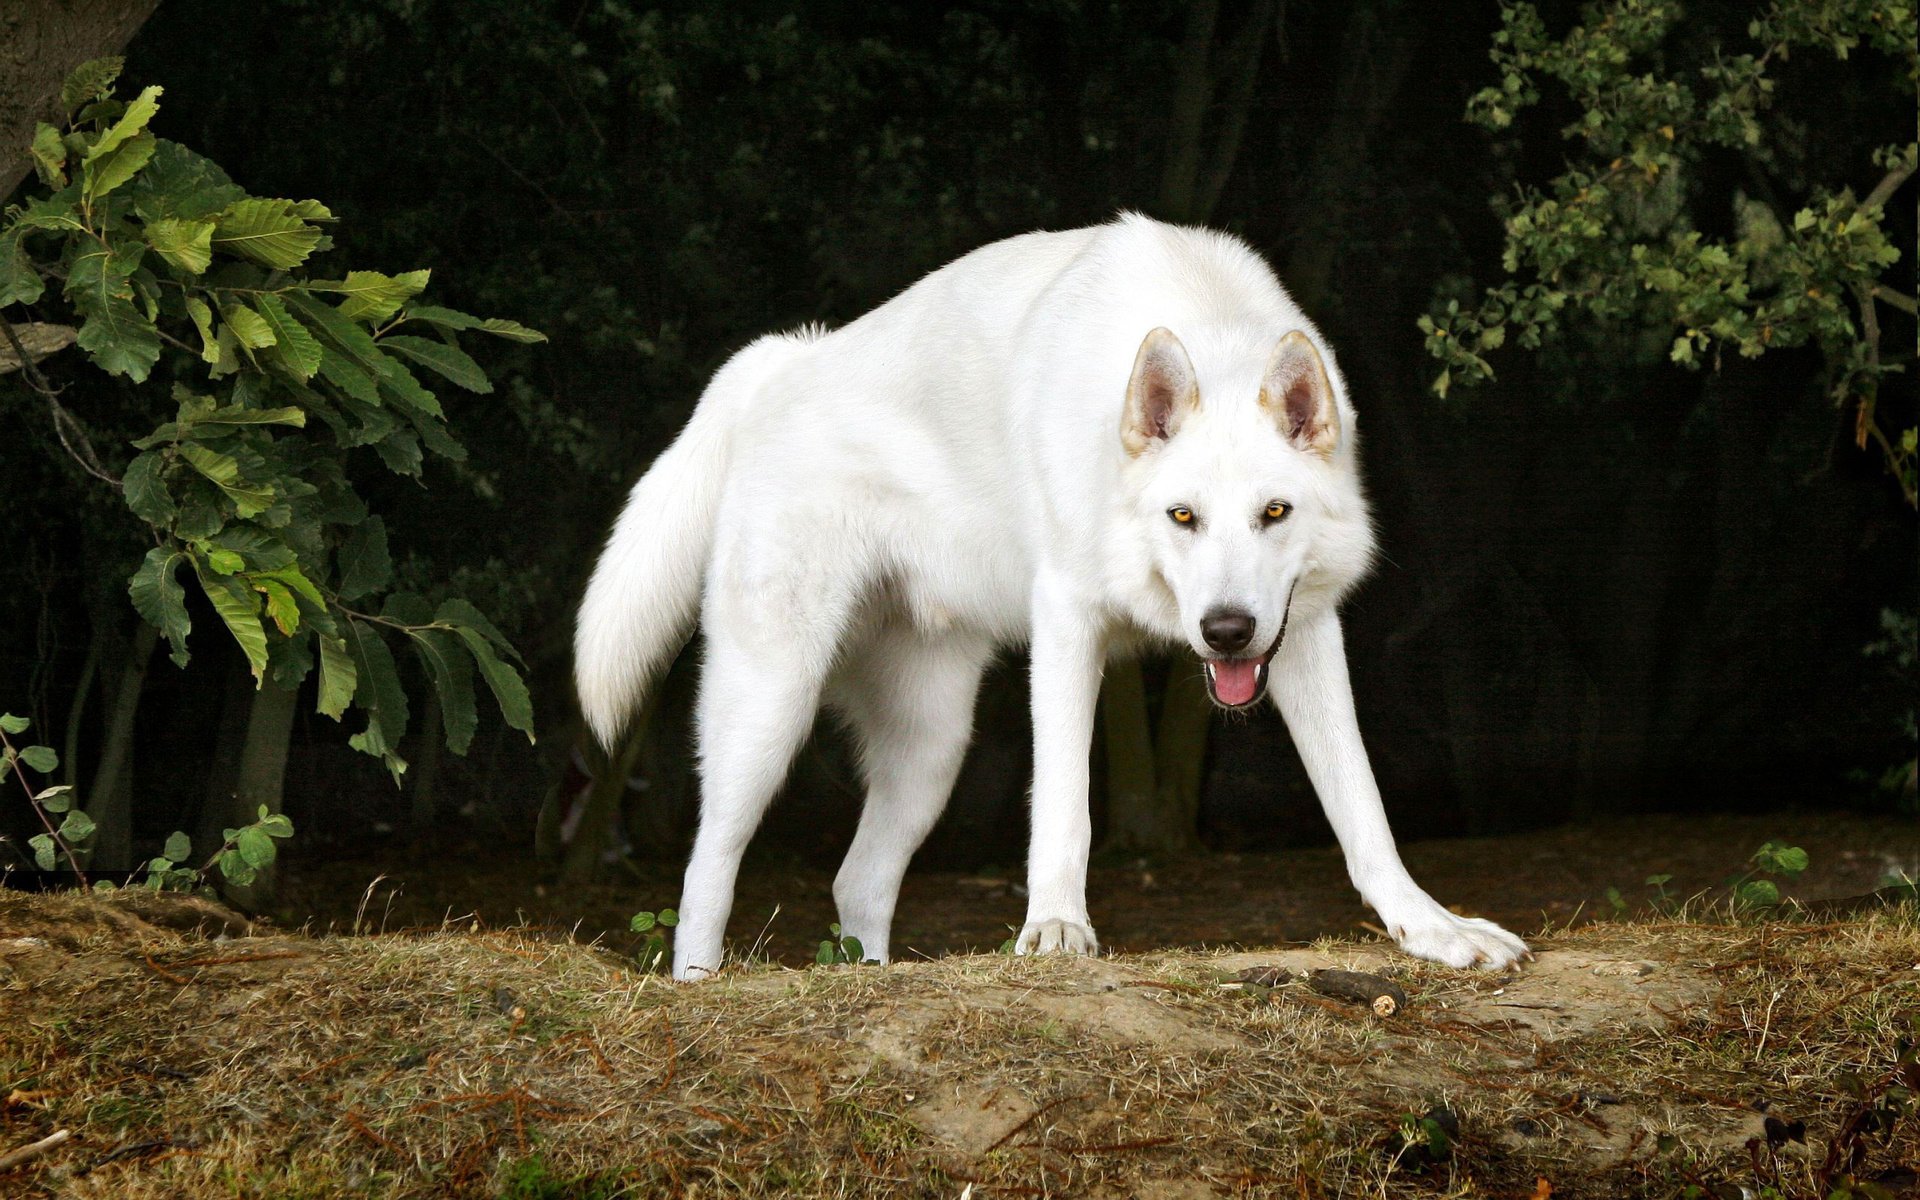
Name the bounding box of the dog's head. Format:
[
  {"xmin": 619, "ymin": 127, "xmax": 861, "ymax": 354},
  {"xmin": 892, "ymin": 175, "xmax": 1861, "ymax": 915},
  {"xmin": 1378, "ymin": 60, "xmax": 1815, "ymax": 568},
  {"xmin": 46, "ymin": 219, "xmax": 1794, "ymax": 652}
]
[{"xmin": 1119, "ymin": 325, "xmax": 1374, "ymax": 709}]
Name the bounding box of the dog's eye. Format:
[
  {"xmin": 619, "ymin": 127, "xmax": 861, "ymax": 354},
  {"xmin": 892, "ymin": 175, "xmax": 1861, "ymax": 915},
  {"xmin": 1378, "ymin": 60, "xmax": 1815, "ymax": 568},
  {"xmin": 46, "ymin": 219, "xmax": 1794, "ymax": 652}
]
[
  {"xmin": 1263, "ymin": 500, "xmax": 1291, "ymax": 523},
  {"xmin": 1168, "ymin": 505, "xmax": 1195, "ymax": 526}
]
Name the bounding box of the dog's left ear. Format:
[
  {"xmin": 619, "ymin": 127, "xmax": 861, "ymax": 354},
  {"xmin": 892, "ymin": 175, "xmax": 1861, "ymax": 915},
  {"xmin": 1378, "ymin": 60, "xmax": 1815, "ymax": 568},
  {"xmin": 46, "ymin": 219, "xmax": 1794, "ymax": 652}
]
[{"xmin": 1260, "ymin": 331, "xmax": 1340, "ymax": 457}]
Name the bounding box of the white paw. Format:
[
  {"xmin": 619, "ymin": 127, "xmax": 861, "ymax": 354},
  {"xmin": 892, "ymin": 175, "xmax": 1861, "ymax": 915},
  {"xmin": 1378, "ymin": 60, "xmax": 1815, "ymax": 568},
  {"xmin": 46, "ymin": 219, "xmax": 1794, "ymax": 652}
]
[
  {"xmin": 1386, "ymin": 909, "xmax": 1529, "ymax": 971},
  {"xmin": 1014, "ymin": 918, "xmax": 1100, "ymax": 957}
]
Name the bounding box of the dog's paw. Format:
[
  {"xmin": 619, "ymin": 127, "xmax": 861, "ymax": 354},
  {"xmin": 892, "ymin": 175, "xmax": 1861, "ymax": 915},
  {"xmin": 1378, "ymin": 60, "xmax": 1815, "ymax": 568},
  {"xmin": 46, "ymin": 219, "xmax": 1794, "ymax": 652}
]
[
  {"xmin": 1014, "ymin": 917, "xmax": 1100, "ymax": 957},
  {"xmin": 1387, "ymin": 909, "xmax": 1529, "ymax": 971}
]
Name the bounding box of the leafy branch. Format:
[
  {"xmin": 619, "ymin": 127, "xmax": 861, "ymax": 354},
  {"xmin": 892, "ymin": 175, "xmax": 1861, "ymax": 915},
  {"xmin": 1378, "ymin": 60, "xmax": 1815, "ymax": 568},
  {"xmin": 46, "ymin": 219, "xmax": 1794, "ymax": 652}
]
[{"xmin": 1, "ymin": 59, "xmax": 547, "ymax": 783}]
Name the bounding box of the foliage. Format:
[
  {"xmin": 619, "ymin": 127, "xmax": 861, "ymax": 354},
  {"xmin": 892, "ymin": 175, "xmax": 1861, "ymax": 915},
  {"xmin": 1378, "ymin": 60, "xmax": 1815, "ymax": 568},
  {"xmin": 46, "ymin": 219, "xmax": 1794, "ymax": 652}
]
[
  {"xmin": 1423, "ymin": 0, "xmax": 1918, "ymax": 503},
  {"xmin": 627, "ymin": 907, "xmax": 678, "ymax": 973},
  {"xmin": 0, "ymin": 59, "xmax": 544, "ymax": 782},
  {"xmin": 1861, "ymin": 608, "xmax": 1918, "ymax": 808},
  {"xmin": 815, "ymin": 922, "xmax": 867, "ymax": 967},
  {"xmin": 2, "ymin": 710, "xmax": 288, "ymax": 888},
  {"xmin": 1605, "ymin": 840, "xmax": 1810, "ymax": 914}
]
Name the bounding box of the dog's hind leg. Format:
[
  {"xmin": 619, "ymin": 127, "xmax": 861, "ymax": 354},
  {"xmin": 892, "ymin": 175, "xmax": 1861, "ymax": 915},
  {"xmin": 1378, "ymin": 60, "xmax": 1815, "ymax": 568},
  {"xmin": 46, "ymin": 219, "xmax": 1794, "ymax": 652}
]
[
  {"xmin": 671, "ymin": 539, "xmax": 857, "ymax": 981},
  {"xmin": 828, "ymin": 631, "xmax": 989, "ymax": 964}
]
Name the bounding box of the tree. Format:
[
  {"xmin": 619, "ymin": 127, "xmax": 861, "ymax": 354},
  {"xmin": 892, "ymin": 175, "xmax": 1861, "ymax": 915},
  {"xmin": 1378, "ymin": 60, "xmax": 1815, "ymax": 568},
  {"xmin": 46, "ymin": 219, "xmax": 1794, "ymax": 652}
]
[
  {"xmin": 1423, "ymin": 0, "xmax": 1917, "ymax": 504},
  {"xmin": 1, "ymin": 61, "xmax": 539, "ymax": 883},
  {"xmin": 0, "ymin": 0, "xmax": 158, "ymax": 200}
]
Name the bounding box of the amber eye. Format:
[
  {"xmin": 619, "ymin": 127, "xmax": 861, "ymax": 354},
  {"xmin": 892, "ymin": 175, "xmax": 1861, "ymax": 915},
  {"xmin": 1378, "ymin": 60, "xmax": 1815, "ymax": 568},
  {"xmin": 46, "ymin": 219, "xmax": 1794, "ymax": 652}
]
[
  {"xmin": 1263, "ymin": 500, "xmax": 1291, "ymax": 522},
  {"xmin": 1168, "ymin": 505, "xmax": 1195, "ymax": 526}
]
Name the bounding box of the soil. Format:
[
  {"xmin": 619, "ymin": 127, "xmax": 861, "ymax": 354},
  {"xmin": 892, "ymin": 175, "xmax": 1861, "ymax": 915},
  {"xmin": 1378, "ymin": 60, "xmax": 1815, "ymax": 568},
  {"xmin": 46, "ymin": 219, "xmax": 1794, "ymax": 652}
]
[
  {"xmin": 276, "ymin": 810, "xmax": 1919, "ymax": 966},
  {"xmin": 1, "ymin": 886, "xmax": 1916, "ymax": 1198}
]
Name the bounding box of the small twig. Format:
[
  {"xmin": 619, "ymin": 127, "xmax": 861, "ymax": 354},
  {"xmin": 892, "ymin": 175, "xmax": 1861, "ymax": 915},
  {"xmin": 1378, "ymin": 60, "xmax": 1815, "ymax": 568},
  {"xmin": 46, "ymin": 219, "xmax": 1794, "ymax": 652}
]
[
  {"xmin": 986, "ymin": 1092, "xmax": 1088, "ymax": 1153},
  {"xmin": 0, "ymin": 1129, "xmax": 72, "ymax": 1172},
  {"xmin": 0, "ymin": 319, "xmax": 119, "ymax": 486},
  {"xmin": 140, "ymin": 952, "xmax": 188, "ymax": 985}
]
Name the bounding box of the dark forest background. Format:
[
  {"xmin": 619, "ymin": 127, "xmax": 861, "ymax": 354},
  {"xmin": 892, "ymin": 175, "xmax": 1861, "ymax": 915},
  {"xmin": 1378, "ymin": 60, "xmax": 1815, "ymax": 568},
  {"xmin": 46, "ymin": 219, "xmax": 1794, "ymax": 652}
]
[{"xmin": 2, "ymin": 0, "xmax": 1914, "ymax": 887}]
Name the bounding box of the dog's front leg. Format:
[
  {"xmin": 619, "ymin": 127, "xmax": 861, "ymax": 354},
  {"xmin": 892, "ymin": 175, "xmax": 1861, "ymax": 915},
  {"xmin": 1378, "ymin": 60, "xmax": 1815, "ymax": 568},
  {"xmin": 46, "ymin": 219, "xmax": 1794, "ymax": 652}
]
[
  {"xmin": 1270, "ymin": 609, "xmax": 1529, "ymax": 970},
  {"xmin": 1014, "ymin": 572, "xmax": 1103, "ymax": 957}
]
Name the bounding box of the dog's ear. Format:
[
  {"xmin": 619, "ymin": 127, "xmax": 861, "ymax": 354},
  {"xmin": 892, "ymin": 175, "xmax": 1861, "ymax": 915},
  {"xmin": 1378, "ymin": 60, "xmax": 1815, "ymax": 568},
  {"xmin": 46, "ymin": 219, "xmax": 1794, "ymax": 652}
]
[
  {"xmin": 1121, "ymin": 327, "xmax": 1199, "ymax": 456},
  {"xmin": 1260, "ymin": 330, "xmax": 1340, "ymax": 457}
]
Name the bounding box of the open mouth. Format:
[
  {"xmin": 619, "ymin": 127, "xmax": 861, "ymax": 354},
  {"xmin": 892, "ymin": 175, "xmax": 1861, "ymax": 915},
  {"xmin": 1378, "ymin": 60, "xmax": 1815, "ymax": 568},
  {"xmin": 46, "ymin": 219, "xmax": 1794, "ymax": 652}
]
[
  {"xmin": 1202, "ymin": 637, "xmax": 1282, "ymax": 709},
  {"xmin": 1200, "ymin": 583, "xmax": 1296, "ymax": 710}
]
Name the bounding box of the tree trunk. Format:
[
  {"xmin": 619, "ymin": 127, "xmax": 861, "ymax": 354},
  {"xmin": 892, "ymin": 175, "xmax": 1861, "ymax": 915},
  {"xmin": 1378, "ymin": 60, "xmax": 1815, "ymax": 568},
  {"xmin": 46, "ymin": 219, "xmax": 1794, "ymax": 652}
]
[
  {"xmin": 408, "ymin": 689, "xmax": 444, "ymax": 862},
  {"xmin": 61, "ymin": 637, "xmax": 99, "ymax": 789},
  {"xmin": 1098, "ymin": 658, "xmax": 1166, "ymax": 850},
  {"xmin": 558, "ymin": 717, "xmax": 648, "ymax": 886},
  {"xmin": 214, "ymin": 681, "xmax": 298, "ymax": 908},
  {"xmin": 0, "ymin": 0, "xmax": 160, "ymax": 200},
  {"xmin": 195, "ymin": 658, "xmax": 254, "ymax": 849},
  {"xmin": 83, "ymin": 621, "xmax": 156, "ymax": 871},
  {"xmin": 1150, "ymin": 668, "xmax": 1212, "ymax": 847}
]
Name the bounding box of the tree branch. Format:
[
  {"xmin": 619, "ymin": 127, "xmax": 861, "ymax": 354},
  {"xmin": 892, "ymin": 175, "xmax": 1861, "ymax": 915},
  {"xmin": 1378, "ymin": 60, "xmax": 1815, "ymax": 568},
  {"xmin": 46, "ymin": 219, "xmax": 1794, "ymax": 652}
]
[{"xmin": 1, "ymin": 318, "xmax": 120, "ymax": 485}]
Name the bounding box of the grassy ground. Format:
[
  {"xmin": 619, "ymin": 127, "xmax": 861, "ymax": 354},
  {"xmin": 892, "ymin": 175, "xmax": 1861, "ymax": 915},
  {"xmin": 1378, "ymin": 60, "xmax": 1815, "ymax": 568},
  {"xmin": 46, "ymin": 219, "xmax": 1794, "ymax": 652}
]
[{"xmin": 1, "ymin": 888, "xmax": 1915, "ymax": 1198}]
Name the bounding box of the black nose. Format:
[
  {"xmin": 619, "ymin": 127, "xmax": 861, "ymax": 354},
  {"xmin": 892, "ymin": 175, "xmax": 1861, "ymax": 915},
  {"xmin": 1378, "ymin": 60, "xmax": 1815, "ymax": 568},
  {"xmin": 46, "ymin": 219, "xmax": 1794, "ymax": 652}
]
[{"xmin": 1200, "ymin": 608, "xmax": 1255, "ymax": 654}]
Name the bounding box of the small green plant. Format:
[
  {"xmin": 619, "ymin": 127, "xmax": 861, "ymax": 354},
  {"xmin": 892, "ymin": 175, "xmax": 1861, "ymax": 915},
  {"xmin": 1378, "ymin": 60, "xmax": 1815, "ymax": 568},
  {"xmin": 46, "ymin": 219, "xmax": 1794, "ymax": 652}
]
[
  {"xmin": 1731, "ymin": 841, "xmax": 1810, "ymax": 910},
  {"xmin": 2, "ymin": 713, "xmax": 94, "ymax": 878},
  {"xmin": 627, "ymin": 907, "xmax": 678, "ymax": 972},
  {"xmin": 5, "ymin": 710, "xmax": 291, "ymax": 889},
  {"xmin": 815, "ymin": 922, "xmax": 865, "ymax": 966}
]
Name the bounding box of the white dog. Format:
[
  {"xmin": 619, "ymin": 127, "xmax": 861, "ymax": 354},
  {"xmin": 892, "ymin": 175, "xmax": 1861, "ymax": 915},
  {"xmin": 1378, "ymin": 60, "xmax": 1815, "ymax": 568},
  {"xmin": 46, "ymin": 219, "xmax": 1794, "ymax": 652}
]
[{"xmin": 576, "ymin": 214, "xmax": 1528, "ymax": 979}]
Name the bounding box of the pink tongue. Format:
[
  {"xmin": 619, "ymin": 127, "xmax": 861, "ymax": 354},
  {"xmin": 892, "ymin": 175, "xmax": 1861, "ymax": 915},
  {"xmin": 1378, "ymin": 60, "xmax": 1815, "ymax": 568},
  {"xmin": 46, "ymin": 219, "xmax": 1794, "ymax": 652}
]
[{"xmin": 1210, "ymin": 659, "xmax": 1260, "ymax": 706}]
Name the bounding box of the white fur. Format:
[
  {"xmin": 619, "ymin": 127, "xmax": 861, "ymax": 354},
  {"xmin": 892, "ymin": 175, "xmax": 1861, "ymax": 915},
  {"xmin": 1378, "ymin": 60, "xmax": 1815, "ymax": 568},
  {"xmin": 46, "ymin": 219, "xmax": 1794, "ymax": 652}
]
[{"xmin": 575, "ymin": 214, "xmax": 1528, "ymax": 979}]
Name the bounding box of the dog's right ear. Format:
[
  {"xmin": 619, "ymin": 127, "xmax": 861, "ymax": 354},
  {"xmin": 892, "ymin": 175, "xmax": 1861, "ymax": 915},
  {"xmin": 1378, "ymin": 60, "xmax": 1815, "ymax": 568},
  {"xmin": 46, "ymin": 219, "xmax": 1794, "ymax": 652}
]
[{"xmin": 1121, "ymin": 327, "xmax": 1199, "ymax": 456}]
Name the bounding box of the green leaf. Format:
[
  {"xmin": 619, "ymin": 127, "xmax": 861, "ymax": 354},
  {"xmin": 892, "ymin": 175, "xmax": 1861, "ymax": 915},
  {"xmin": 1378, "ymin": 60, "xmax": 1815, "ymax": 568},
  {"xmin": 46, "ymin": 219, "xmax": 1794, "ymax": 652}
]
[
  {"xmin": 235, "ymin": 825, "xmax": 276, "ymax": 869},
  {"xmin": 381, "ymin": 334, "xmax": 492, "ymax": 393},
  {"xmin": 82, "ymin": 82, "xmax": 159, "ymax": 156},
  {"xmin": 309, "ymin": 270, "xmax": 431, "ymax": 324},
  {"xmin": 212, "ymin": 198, "xmax": 323, "ymax": 269},
  {"xmin": 180, "ymin": 443, "xmax": 275, "ymax": 518},
  {"xmin": 208, "ymin": 525, "xmax": 297, "ymax": 571},
  {"xmin": 58, "ymin": 809, "xmax": 96, "ymax": 844},
  {"xmin": 405, "ymin": 306, "xmax": 546, "ymax": 343},
  {"xmin": 130, "ymin": 547, "xmax": 191, "ymax": 665},
  {"xmin": 433, "ymin": 598, "xmax": 518, "ymax": 659},
  {"xmin": 205, "ymin": 548, "xmax": 245, "ymax": 575},
  {"xmin": 122, "ymin": 451, "xmax": 176, "ymax": 525},
  {"xmin": 67, "ymin": 242, "xmax": 159, "ymax": 381},
  {"xmin": 257, "ymin": 811, "xmax": 293, "ymax": 838},
  {"xmin": 187, "ymin": 404, "xmax": 308, "ymax": 433},
  {"xmin": 630, "ymin": 911, "xmax": 657, "ymax": 932},
  {"xmin": 658, "ymin": 909, "xmax": 677, "ymax": 926},
  {"xmin": 343, "ymin": 621, "xmax": 409, "ymax": 781},
  {"xmin": 411, "ymin": 626, "xmax": 477, "ymax": 754},
  {"xmin": 317, "ymin": 634, "xmax": 356, "ymax": 720},
  {"xmin": 253, "ymin": 294, "xmax": 323, "ymax": 381},
  {"xmin": 0, "ymin": 230, "xmax": 46, "ymax": 307},
  {"xmin": 145, "ymin": 217, "xmax": 215, "ymax": 274},
  {"xmin": 196, "ymin": 561, "xmax": 269, "ymax": 683},
  {"xmin": 36, "ymin": 785, "xmax": 73, "ymax": 813},
  {"xmin": 256, "ymin": 577, "xmax": 300, "ymax": 635},
  {"xmin": 163, "ymin": 831, "xmax": 192, "ymax": 862},
  {"xmin": 30, "ymin": 122, "xmax": 67, "ymax": 187},
  {"xmin": 129, "ymin": 139, "xmax": 245, "ymax": 222},
  {"xmin": 816, "ymin": 942, "xmax": 836, "ymax": 966},
  {"xmin": 1736, "ymin": 879, "xmax": 1780, "ymax": 907},
  {"xmin": 335, "ymin": 516, "xmax": 391, "ymax": 601},
  {"xmin": 184, "ymin": 296, "xmax": 219, "ymax": 363},
  {"xmin": 20, "ymin": 745, "xmax": 57, "ymax": 773},
  {"xmin": 451, "ymin": 624, "xmax": 535, "ymax": 740},
  {"xmin": 217, "ymin": 849, "xmax": 256, "ymax": 887},
  {"xmin": 284, "ymin": 292, "xmax": 384, "ymax": 370},
  {"xmin": 223, "ymin": 303, "xmax": 275, "ymax": 349},
  {"xmin": 472, "ymin": 318, "xmax": 546, "ymax": 344},
  {"xmin": 83, "ymin": 130, "xmax": 155, "ymax": 202},
  {"xmin": 0, "ymin": 714, "xmax": 28, "ymax": 734},
  {"xmin": 30, "ymin": 834, "xmax": 57, "ymax": 871},
  {"xmin": 61, "ymin": 57, "xmax": 124, "ymax": 111},
  {"xmin": 841, "ymin": 935, "xmax": 864, "ymax": 962}
]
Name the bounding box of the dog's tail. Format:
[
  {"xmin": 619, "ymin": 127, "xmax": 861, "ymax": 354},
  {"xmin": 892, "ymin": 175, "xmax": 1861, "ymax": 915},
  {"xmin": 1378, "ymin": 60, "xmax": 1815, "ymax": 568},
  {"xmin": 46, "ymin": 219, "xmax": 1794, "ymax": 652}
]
[{"xmin": 574, "ymin": 332, "xmax": 812, "ymax": 747}]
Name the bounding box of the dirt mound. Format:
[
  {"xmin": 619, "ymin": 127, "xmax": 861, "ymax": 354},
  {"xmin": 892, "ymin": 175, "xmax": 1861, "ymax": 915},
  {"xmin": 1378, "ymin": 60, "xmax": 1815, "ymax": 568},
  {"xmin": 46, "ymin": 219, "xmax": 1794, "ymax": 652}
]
[{"xmin": 1, "ymin": 892, "xmax": 1915, "ymax": 1198}]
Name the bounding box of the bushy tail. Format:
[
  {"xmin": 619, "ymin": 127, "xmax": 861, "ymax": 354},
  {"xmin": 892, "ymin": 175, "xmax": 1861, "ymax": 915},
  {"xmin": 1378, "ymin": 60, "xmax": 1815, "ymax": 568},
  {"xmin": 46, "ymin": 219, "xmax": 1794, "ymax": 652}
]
[{"xmin": 574, "ymin": 333, "xmax": 811, "ymax": 747}]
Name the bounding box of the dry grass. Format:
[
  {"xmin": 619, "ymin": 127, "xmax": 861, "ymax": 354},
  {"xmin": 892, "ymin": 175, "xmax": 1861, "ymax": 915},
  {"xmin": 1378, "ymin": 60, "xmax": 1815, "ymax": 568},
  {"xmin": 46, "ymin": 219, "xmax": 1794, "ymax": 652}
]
[{"xmin": 0, "ymin": 889, "xmax": 1915, "ymax": 1199}]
